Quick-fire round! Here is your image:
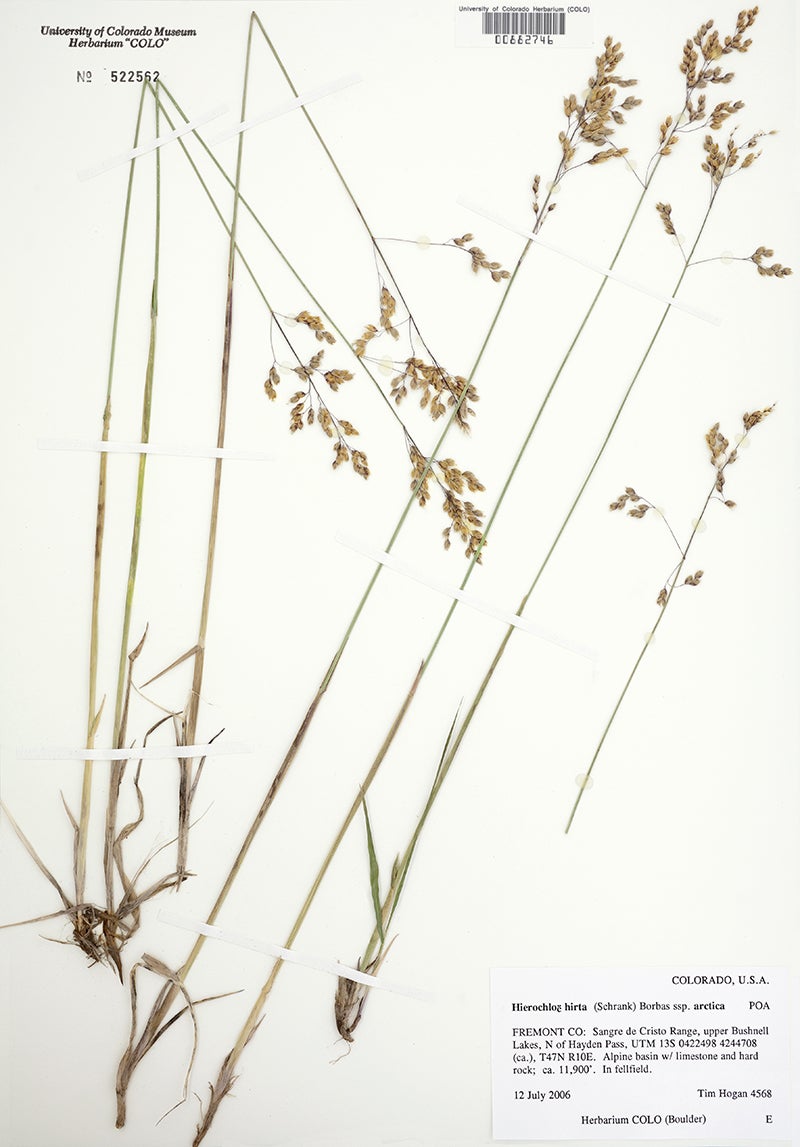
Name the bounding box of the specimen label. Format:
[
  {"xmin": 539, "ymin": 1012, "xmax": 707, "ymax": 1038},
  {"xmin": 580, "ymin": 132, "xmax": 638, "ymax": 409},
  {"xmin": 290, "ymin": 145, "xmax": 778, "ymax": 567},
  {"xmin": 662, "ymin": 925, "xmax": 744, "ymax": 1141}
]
[
  {"xmin": 491, "ymin": 966, "xmax": 790, "ymax": 1139},
  {"xmin": 455, "ymin": 5, "xmax": 593, "ymax": 49}
]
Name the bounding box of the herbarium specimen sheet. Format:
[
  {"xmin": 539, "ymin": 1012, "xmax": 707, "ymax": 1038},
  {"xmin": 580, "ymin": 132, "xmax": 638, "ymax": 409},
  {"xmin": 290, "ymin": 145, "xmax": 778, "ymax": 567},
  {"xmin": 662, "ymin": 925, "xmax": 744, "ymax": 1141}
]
[{"xmin": 0, "ymin": 1, "xmax": 797, "ymax": 1145}]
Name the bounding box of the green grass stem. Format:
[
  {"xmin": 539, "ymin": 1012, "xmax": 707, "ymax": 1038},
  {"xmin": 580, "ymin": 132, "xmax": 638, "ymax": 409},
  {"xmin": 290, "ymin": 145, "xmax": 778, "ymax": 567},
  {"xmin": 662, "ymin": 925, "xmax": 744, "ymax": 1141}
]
[
  {"xmin": 102, "ymin": 87, "xmax": 163, "ymax": 913},
  {"xmin": 176, "ymin": 17, "xmax": 255, "ymax": 883},
  {"xmin": 75, "ymin": 84, "xmax": 147, "ymax": 912}
]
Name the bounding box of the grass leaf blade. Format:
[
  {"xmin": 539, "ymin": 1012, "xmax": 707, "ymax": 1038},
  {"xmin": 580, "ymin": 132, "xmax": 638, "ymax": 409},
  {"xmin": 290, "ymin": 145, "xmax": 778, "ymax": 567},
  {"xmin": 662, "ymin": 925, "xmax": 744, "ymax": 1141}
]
[{"xmin": 360, "ymin": 793, "xmax": 384, "ymax": 944}]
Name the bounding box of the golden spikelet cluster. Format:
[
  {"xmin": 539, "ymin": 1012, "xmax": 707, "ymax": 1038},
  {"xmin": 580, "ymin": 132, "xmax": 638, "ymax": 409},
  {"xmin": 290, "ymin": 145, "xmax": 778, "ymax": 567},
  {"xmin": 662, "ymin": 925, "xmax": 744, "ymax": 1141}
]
[
  {"xmin": 742, "ymin": 405, "xmax": 773, "ymax": 431},
  {"xmin": 531, "ymin": 173, "xmax": 557, "ymax": 225},
  {"xmin": 681, "ymin": 8, "xmax": 758, "ymax": 91},
  {"xmin": 750, "ymin": 247, "xmax": 792, "ymax": 278},
  {"xmin": 701, "ymin": 134, "xmax": 734, "ymax": 184},
  {"xmin": 295, "ymin": 310, "xmax": 335, "ymax": 344},
  {"xmin": 408, "ymin": 443, "xmax": 486, "ymax": 558},
  {"xmin": 662, "ymin": 10, "xmax": 757, "ymax": 156},
  {"xmin": 353, "ymin": 323, "xmax": 378, "ymax": 358},
  {"xmin": 701, "ymin": 128, "xmax": 766, "ymax": 186},
  {"xmin": 557, "ymin": 36, "xmax": 639, "ymax": 173},
  {"xmin": 580, "ymin": 37, "xmax": 637, "ymax": 141},
  {"xmin": 264, "ymin": 364, "xmax": 280, "ymax": 401},
  {"xmin": 705, "ymin": 420, "xmax": 729, "ymax": 466},
  {"xmin": 452, "ymin": 233, "xmax": 511, "ymax": 282},
  {"xmin": 707, "ymin": 99, "xmax": 745, "ymax": 129},
  {"xmin": 656, "ymin": 570, "xmax": 703, "ymax": 608},
  {"xmin": 442, "ymin": 491, "xmax": 485, "ymax": 559},
  {"xmin": 705, "ymin": 406, "xmax": 772, "ymax": 505},
  {"xmin": 609, "ymin": 486, "xmax": 649, "ymax": 517},
  {"xmin": 264, "ymin": 323, "xmax": 367, "ymax": 479},
  {"xmin": 291, "ymin": 348, "xmax": 325, "ymax": 385},
  {"xmin": 390, "ymin": 357, "xmax": 478, "ymax": 431},
  {"xmin": 323, "ymin": 368, "xmax": 354, "ymax": 391},
  {"xmin": 379, "ymin": 286, "xmax": 400, "ymax": 339},
  {"xmin": 656, "ymin": 202, "xmax": 676, "ymax": 237},
  {"xmin": 658, "ymin": 115, "xmax": 679, "ymax": 156}
]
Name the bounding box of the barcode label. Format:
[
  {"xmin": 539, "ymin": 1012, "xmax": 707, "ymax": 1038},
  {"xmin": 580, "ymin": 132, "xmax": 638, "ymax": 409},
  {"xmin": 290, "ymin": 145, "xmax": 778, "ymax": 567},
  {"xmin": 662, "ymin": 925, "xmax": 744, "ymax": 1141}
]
[
  {"xmin": 455, "ymin": 5, "xmax": 592, "ymax": 49},
  {"xmin": 481, "ymin": 11, "xmax": 566, "ymax": 36}
]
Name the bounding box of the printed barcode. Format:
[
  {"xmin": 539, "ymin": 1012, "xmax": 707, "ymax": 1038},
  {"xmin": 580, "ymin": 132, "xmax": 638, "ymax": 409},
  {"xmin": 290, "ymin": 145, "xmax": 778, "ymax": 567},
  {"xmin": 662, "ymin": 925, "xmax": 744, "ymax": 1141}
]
[{"xmin": 481, "ymin": 11, "xmax": 567, "ymax": 36}]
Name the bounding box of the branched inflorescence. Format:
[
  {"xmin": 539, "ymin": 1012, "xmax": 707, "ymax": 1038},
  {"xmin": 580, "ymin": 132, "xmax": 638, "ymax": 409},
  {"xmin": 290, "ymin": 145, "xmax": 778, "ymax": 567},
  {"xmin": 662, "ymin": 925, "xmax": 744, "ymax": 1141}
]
[
  {"xmin": 450, "ymin": 232, "xmax": 511, "ymax": 282},
  {"xmin": 264, "ymin": 311, "xmax": 369, "ymax": 479},
  {"xmin": 656, "ymin": 136, "xmax": 791, "ymax": 277},
  {"xmin": 407, "ymin": 443, "xmax": 486, "ymax": 559},
  {"xmin": 750, "ymin": 246, "xmax": 792, "ymax": 278},
  {"xmin": 529, "ymin": 35, "xmax": 639, "ymax": 228},
  {"xmin": 609, "ymin": 406, "xmax": 774, "ymax": 610},
  {"xmin": 351, "ymin": 277, "xmax": 488, "ymax": 558},
  {"xmin": 660, "ymin": 8, "xmax": 758, "ymax": 149}
]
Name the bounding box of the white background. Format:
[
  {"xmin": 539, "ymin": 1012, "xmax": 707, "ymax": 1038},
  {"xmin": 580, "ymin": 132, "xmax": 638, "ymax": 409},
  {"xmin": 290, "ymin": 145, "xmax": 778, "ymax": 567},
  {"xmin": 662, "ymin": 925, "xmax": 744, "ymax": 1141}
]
[{"xmin": 0, "ymin": 2, "xmax": 797, "ymax": 1145}]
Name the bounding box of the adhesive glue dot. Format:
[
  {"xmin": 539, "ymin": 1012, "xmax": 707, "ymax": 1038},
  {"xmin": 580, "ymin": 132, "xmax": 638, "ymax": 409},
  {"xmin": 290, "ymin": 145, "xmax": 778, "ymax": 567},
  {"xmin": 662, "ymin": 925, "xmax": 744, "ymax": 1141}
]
[
  {"xmin": 691, "ymin": 518, "xmax": 708, "ymax": 533},
  {"xmin": 575, "ymin": 773, "xmax": 594, "ymax": 791},
  {"xmin": 545, "ymin": 180, "xmax": 561, "ymax": 194},
  {"xmin": 283, "ymin": 317, "xmax": 298, "ymax": 328},
  {"xmin": 720, "ymin": 251, "xmax": 735, "ymax": 266},
  {"xmin": 643, "ymin": 631, "xmax": 656, "ymax": 646},
  {"xmin": 416, "ymin": 235, "xmax": 432, "ymax": 250},
  {"xmin": 278, "ymin": 360, "xmax": 295, "ymax": 371},
  {"xmin": 378, "ymin": 355, "xmax": 394, "ymax": 376}
]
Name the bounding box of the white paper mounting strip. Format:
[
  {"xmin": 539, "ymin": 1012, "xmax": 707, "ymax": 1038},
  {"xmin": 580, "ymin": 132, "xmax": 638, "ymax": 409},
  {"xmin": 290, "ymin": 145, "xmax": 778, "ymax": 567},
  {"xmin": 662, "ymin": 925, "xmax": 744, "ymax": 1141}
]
[
  {"xmin": 37, "ymin": 438, "xmax": 276, "ymax": 462},
  {"xmin": 459, "ymin": 199, "xmax": 722, "ymax": 326},
  {"xmin": 211, "ymin": 73, "xmax": 362, "ymax": 144},
  {"xmin": 337, "ymin": 534, "xmax": 596, "ymax": 663},
  {"xmin": 18, "ymin": 742, "xmax": 252, "ymax": 762},
  {"xmin": 77, "ymin": 105, "xmax": 228, "ymax": 181},
  {"xmin": 159, "ymin": 910, "xmax": 434, "ymax": 1002}
]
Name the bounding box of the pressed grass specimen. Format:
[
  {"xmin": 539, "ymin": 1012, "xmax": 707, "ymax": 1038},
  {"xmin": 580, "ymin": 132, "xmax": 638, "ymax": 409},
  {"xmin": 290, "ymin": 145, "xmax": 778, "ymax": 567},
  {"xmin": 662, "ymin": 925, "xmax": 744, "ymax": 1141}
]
[
  {"xmin": 6, "ymin": 58, "xmax": 262, "ymax": 972},
  {"xmin": 0, "ymin": 86, "xmax": 180, "ymax": 972},
  {"xmin": 113, "ymin": 22, "xmax": 644, "ymax": 1129},
  {"xmin": 127, "ymin": 13, "xmax": 784, "ymax": 1131},
  {"xmin": 1, "ymin": 7, "xmax": 791, "ymax": 1147}
]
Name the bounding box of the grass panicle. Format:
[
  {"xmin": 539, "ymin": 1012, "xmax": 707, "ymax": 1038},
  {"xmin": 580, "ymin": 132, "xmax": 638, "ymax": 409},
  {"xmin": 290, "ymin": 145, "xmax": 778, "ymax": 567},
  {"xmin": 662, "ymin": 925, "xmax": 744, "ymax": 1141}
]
[{"xmin": 565, "ymin": 405, "xmax": 774, "ymax": 833}]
